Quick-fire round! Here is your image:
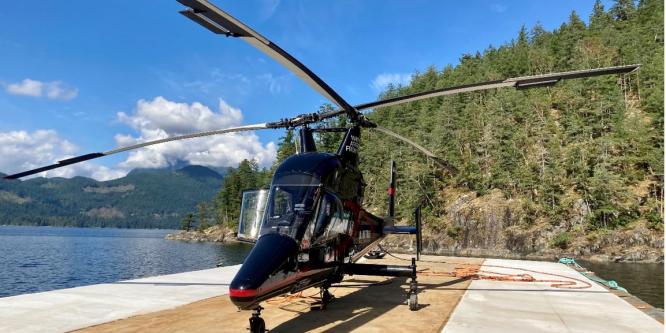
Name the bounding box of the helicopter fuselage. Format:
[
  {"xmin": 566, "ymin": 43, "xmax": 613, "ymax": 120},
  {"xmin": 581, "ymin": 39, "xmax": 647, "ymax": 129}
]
[{"xmin": 228, "ymin": 151, "xmax": 386, "ymax": 309}]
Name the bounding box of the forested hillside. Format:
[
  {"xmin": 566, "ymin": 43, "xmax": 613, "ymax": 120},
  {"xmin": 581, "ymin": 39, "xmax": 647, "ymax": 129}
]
[
  {"xmin": 0, "ymin": 166, "xmax": 224, "ymax": 229},
  {"xmin": 211, "ymin": 0, "xmax": 663, "ymax": 260},
  {"xmin": 361, "ymin": 0, "xmax": 663, "ymax": 226}
]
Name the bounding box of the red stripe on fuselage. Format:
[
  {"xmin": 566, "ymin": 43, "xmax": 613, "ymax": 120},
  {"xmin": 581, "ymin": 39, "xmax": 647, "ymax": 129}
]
[
  {"xmin": 230, "ymin": 268, "xmax": 331, "ymax": 302},
  {"xmin": 229, "ymin": 288, "xmax": 257, "ymax": 297}
]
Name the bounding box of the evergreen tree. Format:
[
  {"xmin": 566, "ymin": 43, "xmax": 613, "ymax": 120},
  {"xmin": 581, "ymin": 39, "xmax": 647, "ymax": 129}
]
[
  {"xmin": 197, "ymin": 202, "xmax": 209, "ymax": 231},
  {"xmin": 611, "ymin": 0, "xmax": 635, "ymax": 21},
  {"xmin": 180, "ymin": 213, "xmax": 194, "ymax": 231},
  {"xmin": 590, "ymin": 0, "xmax": 612, "ymax": 30},
  {"xmin": 274, "ymin": 130, "xmax": 295, "ymax": 168},
  {"xmin": 202, "ymin": 0, "xmax": 663, "ymax": 235},
  {"xmin": 213, "ymin": 159, "xmax": 270, "ymax": 228}
]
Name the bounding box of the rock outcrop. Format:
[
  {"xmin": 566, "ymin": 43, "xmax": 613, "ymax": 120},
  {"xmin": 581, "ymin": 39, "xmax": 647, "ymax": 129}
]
[
  {"xmin": 382, "ymin": 189, "xmax": 663, "ymax": 263},
  {"xmin": 165, "ymin": 224, "xmax": 236, "ymax": 243}
]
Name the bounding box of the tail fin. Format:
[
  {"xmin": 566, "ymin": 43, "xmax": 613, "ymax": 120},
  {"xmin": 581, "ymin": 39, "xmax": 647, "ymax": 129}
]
[
  {"xmin": 388, "ymin": 160, "xmax": 396, "ymax": 218},
  {"xmin": 336, "ymin": 126, "xmax": 361, "ymax": 165}
]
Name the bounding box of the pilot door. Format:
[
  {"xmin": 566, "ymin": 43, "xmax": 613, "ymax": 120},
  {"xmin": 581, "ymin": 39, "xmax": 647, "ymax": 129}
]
[{"xmin": 237, "ymin": 189, "xmax": 269, "ymax": 242}]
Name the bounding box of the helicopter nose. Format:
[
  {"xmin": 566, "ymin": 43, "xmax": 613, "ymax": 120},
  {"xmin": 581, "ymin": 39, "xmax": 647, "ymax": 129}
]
[{"xmin": 229, "ymin": 233, "xmax": 298, "ymax": 309}]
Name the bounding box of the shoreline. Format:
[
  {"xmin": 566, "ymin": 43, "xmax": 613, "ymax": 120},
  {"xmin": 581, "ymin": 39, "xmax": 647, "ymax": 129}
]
[
  {"xmin": 163, "ymin": 226, "xmax": 663, "ymax": 264},
  {"xmin": 3, "ymin": 224, "xmax": 660, "ymax": 264},
  {"xmin": 164, "ymin": 225, "xmax": 237, "ymax": 243},
  {"xmin": 0, "ymin": 224, "xmax": 177, "ymax": 231},
  {"xmin": 384, "ymin": 246, "xmax": 664, "ymax": 264}
]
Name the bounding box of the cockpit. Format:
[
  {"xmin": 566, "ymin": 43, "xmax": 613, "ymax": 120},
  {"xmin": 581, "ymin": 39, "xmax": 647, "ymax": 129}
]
[{"xmin": 260, "ymin": 173, "xmax": 322, "ymax": 239}]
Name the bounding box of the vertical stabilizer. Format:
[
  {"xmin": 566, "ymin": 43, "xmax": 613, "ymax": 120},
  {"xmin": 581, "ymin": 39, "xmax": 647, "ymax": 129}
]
[{"xmin": 336, "ymin": 126, "xmax": 361, "ymax": 165}]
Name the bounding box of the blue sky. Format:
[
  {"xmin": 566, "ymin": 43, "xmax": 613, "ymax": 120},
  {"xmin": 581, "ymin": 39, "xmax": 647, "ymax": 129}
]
[{"xmin": 0, "ymin": 0, "xmax": 612, "ymax": 180}]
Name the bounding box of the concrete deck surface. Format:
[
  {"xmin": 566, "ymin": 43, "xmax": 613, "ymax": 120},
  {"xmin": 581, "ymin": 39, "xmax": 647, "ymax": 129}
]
[
  {"xmin": 0, "ymin": 265, "xmax": 241, "ymax": 333},
  {"xmin": 442, "ymin": 258, "xmax": 664, "ymax": 333},
  {"xmin": 74, "ymin": 255, "xmax": 480, "ymax": 333},
  {"xmin": 1, "ymin": 256, "xmax": 662, "ymax": 333}
]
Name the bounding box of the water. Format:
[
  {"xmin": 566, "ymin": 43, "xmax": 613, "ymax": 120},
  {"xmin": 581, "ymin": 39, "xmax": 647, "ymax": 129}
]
[
  {"xmin": 579, "ymin": 260, "xmax": 664, "ymax": 309},
  {"xmin": 0, "ymin": 226, "xmax": 253, "ymax": 297},
  {"xmin": 1, "ymin": 226, "xmax": 663, "ymax": 310}
]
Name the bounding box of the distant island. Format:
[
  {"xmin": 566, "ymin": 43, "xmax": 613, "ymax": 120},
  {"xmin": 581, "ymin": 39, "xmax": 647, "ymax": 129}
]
[{"xmin": 0, "ymin": 165, "xmax": 225, "ymax": 229}]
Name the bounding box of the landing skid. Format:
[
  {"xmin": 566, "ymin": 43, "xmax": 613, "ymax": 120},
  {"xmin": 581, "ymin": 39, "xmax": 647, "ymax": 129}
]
[
  {"xmin": 408, "ymin": 261, "xmax": 419, "ymax": 311},
  {"xmin": 344, "ymin": 257, "xmax": 419, "ymax": 311}
]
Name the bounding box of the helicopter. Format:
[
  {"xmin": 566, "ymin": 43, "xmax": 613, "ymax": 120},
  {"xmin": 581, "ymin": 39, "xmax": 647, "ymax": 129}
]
[{"xmin": 3, "ymin": 1, "xmax": 639, "ymax": 332}]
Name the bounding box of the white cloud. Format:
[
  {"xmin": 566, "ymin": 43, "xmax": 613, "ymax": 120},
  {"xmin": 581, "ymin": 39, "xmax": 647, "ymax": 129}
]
[
  {"xmin": 45, "ymin": 82, "xmax": 78, "ymax": 100},
  {"xmin": 118, "ymin": 96, "xmax": 242, "ymax": 134},
  {"xmin": 1, "ymin": 97, "xmax": 276, "ymax": 181},
  {"xmin": 0, "ymin": 130, "xmax": 123, "ymax": 181},
  {"xmin": 6, "ymin": 79, "xmax": 42, "ymax": 97},
  {"xmin": 115, "ymin": 96, "xmax": 276, "ymax": 170},
  {"xmin": 5, "ymin": 79, "xmax": 78, "ymax": 100},
  {"xmin": 370, "ymin": 73, "xmax": 412, "ymax": 92}
]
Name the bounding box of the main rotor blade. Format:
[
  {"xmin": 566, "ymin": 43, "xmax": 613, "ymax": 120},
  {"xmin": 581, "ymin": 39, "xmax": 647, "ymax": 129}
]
[
  {"xmin": 372, "ymin": 126, "xmax": 456, "ymax": 173},
  {"xmin": 3, "ymin": 123, "xmax": 269, "ymax": 180},
  {"xmin": 355, "ymin": 64, "xmax": 640, "ymax": 111},
  {"xmin": 177, "ymin": 0, "xmax": 354, "ymax": 112}
]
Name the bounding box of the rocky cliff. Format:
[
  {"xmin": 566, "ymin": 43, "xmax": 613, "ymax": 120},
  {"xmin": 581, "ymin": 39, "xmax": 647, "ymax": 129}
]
[{"xmin": 383, "ymin": 189, "xmax": 663, "ymax": 263}]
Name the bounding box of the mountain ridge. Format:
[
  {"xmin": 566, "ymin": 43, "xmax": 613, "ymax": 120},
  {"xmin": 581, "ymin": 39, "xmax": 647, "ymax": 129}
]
[{"xmin": 0, "ymin": 165, "xmax": 224, "ymax": 229}]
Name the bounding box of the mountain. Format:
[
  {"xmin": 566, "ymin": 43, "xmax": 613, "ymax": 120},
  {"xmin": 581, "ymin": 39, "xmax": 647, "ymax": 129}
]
[
  {"xmin": 177, "ymin": 165, "xmax": 225, "ymax": 180},
  {"xmin": 0, "ymin": 166, "xmax": 224, "ymax": 229}
]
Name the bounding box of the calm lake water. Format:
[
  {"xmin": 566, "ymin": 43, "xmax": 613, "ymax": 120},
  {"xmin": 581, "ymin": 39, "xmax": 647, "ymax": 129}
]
[
  {"xmin": 0, "ymin": 226, "xmax": 252, "ymax": 297},
  {"xmin": 0, "ymin": 226, "xmax": 662, "ymax": 309},
  {"xmin": 579, "ymin": 260, "xmax": 664, "ymax": 309}
]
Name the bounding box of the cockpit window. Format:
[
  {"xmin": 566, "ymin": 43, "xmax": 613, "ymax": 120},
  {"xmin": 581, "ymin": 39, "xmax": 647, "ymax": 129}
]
[
  {"xmin": 260, "ymin": 173, "xmax": 321, "ymax": 239},
  {"xmin": 270, "ymin": 188, "xmax": 293, "ymax": 219}
]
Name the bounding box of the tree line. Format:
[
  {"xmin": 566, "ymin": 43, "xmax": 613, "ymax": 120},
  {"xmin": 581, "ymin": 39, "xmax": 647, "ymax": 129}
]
[{"xmin": 194, "ymin": 0, "xmax": 663, "ymax": 234}]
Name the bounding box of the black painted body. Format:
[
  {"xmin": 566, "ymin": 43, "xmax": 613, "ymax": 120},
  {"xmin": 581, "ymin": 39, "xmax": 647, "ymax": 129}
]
[{"xmin": 229, "ymin": 126, "xmax": 388, "ymax": 309}]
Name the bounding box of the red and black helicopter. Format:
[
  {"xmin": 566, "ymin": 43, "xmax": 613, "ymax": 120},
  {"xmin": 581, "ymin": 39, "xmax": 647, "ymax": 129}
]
[{"xmin": 3, "ymin": 1, "xmax": 639, "ymax": 332}]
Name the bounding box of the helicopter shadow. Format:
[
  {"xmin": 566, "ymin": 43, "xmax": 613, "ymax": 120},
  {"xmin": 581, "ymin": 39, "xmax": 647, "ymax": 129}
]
[{"xmin": 268, "ymin": 277, "xmax": 429, "ymax": 333}]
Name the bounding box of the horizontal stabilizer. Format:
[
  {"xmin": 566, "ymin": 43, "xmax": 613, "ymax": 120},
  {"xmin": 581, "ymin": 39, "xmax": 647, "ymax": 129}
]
[{"xmin": 383, "ymin": 226, "xmax": 417, "ymax": 234}]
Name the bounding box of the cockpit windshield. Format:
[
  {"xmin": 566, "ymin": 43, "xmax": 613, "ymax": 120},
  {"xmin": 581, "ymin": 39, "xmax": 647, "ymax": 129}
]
[{"xmin": 260, "ymin": 173, "xmax": 321, "ymax": 239}]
